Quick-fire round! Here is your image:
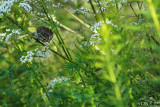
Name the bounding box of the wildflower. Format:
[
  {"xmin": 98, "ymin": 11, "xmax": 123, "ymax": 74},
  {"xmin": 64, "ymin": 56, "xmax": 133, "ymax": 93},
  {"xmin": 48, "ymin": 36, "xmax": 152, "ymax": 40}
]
[
  {"xmin": 0, "ymin": 33, "xmax": 6, "ymax": 42},
  {"xmin": 91, "ymin": 21, "xmax": 102, "ymax": 32},
  {"xmin": 53, "ymin": 3, "xmax": 63, "ymax": 8},
  {"xmin": 35, "ymin": 46, "xmax": 51, "ymax": 58},
  {"xmin": 20, "ymin": 56, "xmax": 27, "ymax": 63},
  {"xmin": 43, "ymin": 77, "xmax": 70, "ymax": 97},
  {"xmin": 5, "ymin": 33, "xmax": 12, "ymax": 43},
  {"xmin": 74, "ymin": 7, "xmax": 90, "ymax": 14},
  {"xmin": 0, "ymin": 0, "xmax": 17, "ymax": 15},
  {"xmin": 27, "ymin": 51, "xmax": 34, "ymax": 57},
  {"xmin": 19, "ymin": 2, "xmax": 32, "ymax": 12},
  {"xmin": 20, "ymin": 51, "xmax": 34, "ymax": 63},
  {"xmin": 91, "ymin": 20, "xmax": 118, "ymax": 32},
  {"xmin": 6, "ymin": 29, "xmax": 10, "ymax": 32},
  {"xmin": 5, "ymin": 29, "xmax": 21, "ymax": 43},
  {"xmin": 12, "ymin": 29, "xmax": 20, "ymax": 34},
  {"xmin": 90, "ymin": 33, "xmax": 102, "ymax": 45},
  {"xmin": 48, "ymin": 77, "xmax": 69, "ymax": 88}
]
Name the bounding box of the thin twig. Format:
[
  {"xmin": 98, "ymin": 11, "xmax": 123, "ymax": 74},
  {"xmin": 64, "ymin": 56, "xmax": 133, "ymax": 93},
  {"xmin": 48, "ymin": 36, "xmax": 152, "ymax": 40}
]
[
  {"xmin": 137, "ymin": 0, "xmax": 142, "ymax": 10},
  {"xmin": 54, "ymin": 0, "xmax": 90, "ymax": 28},
  {"xmin": 52, "ymin": 18, "xmax": 85, "ymax": 39},
  {"xmin": 129, "ymin": 3, "xmax": 139, "ymax": 19},
  {"xmin": 97, "ymin": 0, "xmax": 106, "ymax": 22},
  {"xmin": 88, "ymin": 0, "xmax": 99, "ymax": 22}
]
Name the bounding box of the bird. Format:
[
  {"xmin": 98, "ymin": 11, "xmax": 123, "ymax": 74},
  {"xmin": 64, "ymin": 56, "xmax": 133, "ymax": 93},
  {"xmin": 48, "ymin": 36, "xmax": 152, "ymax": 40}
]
[{"xmin": 31, "ymin": 26, "xmax": 53, "ymax": 43}]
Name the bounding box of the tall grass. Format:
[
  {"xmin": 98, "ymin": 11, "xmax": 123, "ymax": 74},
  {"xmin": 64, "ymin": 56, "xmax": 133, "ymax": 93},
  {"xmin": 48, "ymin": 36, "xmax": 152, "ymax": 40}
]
[{"xmin": 0, "ymin": 0, "xmax": 160, "ymax": 106}]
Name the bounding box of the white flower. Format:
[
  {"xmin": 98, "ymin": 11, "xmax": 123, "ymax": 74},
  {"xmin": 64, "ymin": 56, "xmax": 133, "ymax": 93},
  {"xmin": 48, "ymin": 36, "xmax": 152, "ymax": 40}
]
[
  {"xmin": 20, "ymin": 56, "xmax": 27, "ymax": 63},
  {"xmin": 35, "ymin": 48, "xmax": 38, "ymax": 51},
  {"xmin": 106, "ymin": 20, "xmax": 118, "ymax": 28},
  {"xmin": 3, "ymin": 29, "xmax": 21, "ymax": 43},
  {"xmin": 19, "ymin": 2, "xmax": 32, "ymax": 12},
  {"xmin": 91, "ymin": 21, "xmax": 103, "ymax": 32},
  {"xmin": 0, "ymin": 0, "xmax": 17, "ymax": 15},
  {"xmin": 20, "ymin": 51, "xmax": 34, "ymax": 63},
  {"xmin": 81, "ymin": 41, "xmax": 91, "ymax": 47},
  {"xmin": 43, "ymin": 77, "xmax": 70, "ymax": 97},
  {"xmin": 6, "ymin": 29, "xmax": 10, "ymax": 32},
  {"xmin": 35, "ymin": 46, "xmax": 51, "ymax": 58},
  {"xmin": 91, "ymin": 20, "xmax": 118, "ymax": 32},
  {"xmin": 36, "ymin": 50, "xmax": 44, "ymax": 57},
  {"xmin": 27, "ymin": 57, "xmax": 33, "ymax": 62},
  {"xmin": 74, "ymin": 7, "xmax": 90, "ymax": 14},
  {"xmin": 53, "ymin": 3, "xmax": 63, "ymax": 8},
  {"xmin": 27, "ymin": 51, "xmax": 34, "ymax": 57},
  {"xmin": 5, "ymin": 33, "xmax": 12, "ymax": 43},
  {"xmin": 12, "ymin": 29, "xmax": 20, "ymax": 34},
  {"xmin": 0, "ymin": 33, "xmax": 6, "ymax": 42}
]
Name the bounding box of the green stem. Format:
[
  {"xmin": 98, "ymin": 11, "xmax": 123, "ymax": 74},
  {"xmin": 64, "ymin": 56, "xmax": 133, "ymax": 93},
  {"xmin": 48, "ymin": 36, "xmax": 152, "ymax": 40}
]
[
  {"xmin": 129, "ymin": 3, "xmax": 139, "ymax": 19},
  {"xmin": 40, "ymin": 0, "xmax": 72, "ymax": 61},
  {"xmin": 115, "ymin": 0, "xmax": 119, "ymax": 12},
  {"xmin": 88, "ymin": 0, "xmax": 99, "ymax": 22},
  {"xmin": 30, "ymin": 65, "xmax": 51, "ymax": 102},
  {"xmin": 97, "ymin": 0, "xmax": 106, "ymax": 22},
  {"xmin": 76, "ymin": 68, "xmax": 86, "ymax": 88},
  {"xmin": 147, "ymin": 0, "xmax": 160, "ymax": 39}
]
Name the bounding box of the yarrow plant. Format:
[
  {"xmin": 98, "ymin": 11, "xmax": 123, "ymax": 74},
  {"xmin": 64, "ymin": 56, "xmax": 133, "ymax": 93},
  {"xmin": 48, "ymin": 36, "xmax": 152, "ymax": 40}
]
[
  {"xmin": 1, "ymin": 0, "xmax": 160, "ymax": 107},
  {"xmin": 0, "ymin": 33, "xmax": 6, "ymax": 42},
  {"xmin": 19, "ymin": 2, "xmax": 32, "ymax": 12},
  {"xmin": 4, "ymin": 29, "xmax": 21, "ymax": 43},
  {"xmin": 20, "ymin": 51, "xmax": 34, "ymax": 63},
  {"xmin": 43, "ymin": 77, "xmax": 70, "ymax": 97},
  {"xmin": 35, "ymin": 46, "xmax": 51, "ymax": 58},
  {"xmin": 74, "ymin": 7, "xmax": 91, "ymax": 14},
  {"xmin": 0, "ymin": 0, "xmax": 17, "ymax": 15},
  {"xmin": 0, "ymin": 0, "xmax": 32, "ymax": 15},
  {"xmin": 91, "ymin": 20, "xmax": 117, "ymax": 32},
  {"xmin": 20, "ymin": 46, "xmax": 51, "ymax": 63}
]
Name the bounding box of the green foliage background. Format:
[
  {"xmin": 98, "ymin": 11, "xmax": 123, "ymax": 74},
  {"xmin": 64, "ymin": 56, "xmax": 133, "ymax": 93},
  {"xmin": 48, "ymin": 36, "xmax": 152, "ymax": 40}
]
[{"xmin": 0, "ymin": 0, "xmax": 160, "ymax": 106}]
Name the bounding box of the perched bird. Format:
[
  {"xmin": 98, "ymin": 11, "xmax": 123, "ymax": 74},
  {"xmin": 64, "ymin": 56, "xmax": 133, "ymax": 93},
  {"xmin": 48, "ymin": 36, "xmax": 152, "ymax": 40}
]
[{"xmin": 31, "ymin": 26, "xmax": 53, "ymax": 42}]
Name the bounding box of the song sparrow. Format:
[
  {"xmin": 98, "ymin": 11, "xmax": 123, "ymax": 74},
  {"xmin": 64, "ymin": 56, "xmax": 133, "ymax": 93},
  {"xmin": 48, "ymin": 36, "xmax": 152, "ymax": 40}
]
[{"xmin": 31, "ymin": 26, "xmax": 53, "ymax": 42}]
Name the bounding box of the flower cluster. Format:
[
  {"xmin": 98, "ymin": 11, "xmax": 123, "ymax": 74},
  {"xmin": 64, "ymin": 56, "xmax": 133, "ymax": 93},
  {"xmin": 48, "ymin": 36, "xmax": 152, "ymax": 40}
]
[
  {"xmin": 5, "ymin": 29, "xmax": 21, "ymax": 43},
  {"xmin": 74, "ymin": 7, "xmax": 91, "ymax": 14},
  {"xmin": 85, "ymin": 20, "xmax": 118, "ymax": 46},
  {"xmin": 35, "ymin": 46, "xmax": 51, "ymax": 58},
  {"xmin": 19, "ymin": 2, "xmax": 32, "ymax": 12},
  {"xmin": 0, "ymin": 0, "xmax": 17, "ymax": 16},
  {"xmin": 91, "ymin": 20, "xmax": 117, "ymax": 32},
  {"xmin": 96, "ymin": 0, "xmax": 108, "ymax": 5},
  {"xmin": 47, "ymin": 77, "xmax": 70, "ymax": 89},
  {"xmin": 43, "ymin": 77, "xmax": 70, "ymax": 97},
  {"xmin": 0, "ymin": 0, "xmax": 32, "ymax": 16},
  {"xmin": 20, "ymin": 46, "xmax": 51, "ymax": 64},
  {"xmin": 53, "ymin": 3, "xmax": 63, "ymax": 8},
  {"xmin": 20, "ymin": 51, "xmax": 34, "ymax": 63},
  {"xmin": 91, "ymin": 21, "xmax": 102, "ymax": 32},
  {"xmin": 90, "ymin": 33, "xmax": 102, "ymax": 45},
  {"xmin": 0, "ymin": 33, "xmax": 6, "ymax": 42}
]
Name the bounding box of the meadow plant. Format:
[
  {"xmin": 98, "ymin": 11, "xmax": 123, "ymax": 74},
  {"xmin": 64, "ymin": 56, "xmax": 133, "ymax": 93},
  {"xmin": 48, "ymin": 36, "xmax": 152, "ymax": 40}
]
[{"xmin": 0, "ymin": 0, "xmax": 160, "ymax": 106}]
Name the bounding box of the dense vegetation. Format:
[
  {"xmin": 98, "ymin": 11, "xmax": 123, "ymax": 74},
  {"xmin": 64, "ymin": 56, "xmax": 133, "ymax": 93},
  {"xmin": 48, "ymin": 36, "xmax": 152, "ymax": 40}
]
[{"xmin": 0, "ymin": 0, "xmax": 160, "ymax": 106}]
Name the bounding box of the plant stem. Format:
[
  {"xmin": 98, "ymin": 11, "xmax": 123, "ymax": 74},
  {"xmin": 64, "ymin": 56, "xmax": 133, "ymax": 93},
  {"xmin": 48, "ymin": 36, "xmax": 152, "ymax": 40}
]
[
  {"xmin": 147, "ymin": 0, "xmax": 160, "ymax": 39},
  {"xmin": 40, "ymin": 0, "xmax": 72, "ymax": 61},
  {"xmin": 129, "ymin": 3, "xmax": 139, "ymax": 19},
  {"xmin": 96, "ymin": 0, "xmax": 106, "ymax": 22},
  {"xmin": 88, "ymin": 0, "xmax": 99, "ymax": 22},
  {"xmin": 54, "ymin": 0, "xmax": 90, "ymax": 28}
]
